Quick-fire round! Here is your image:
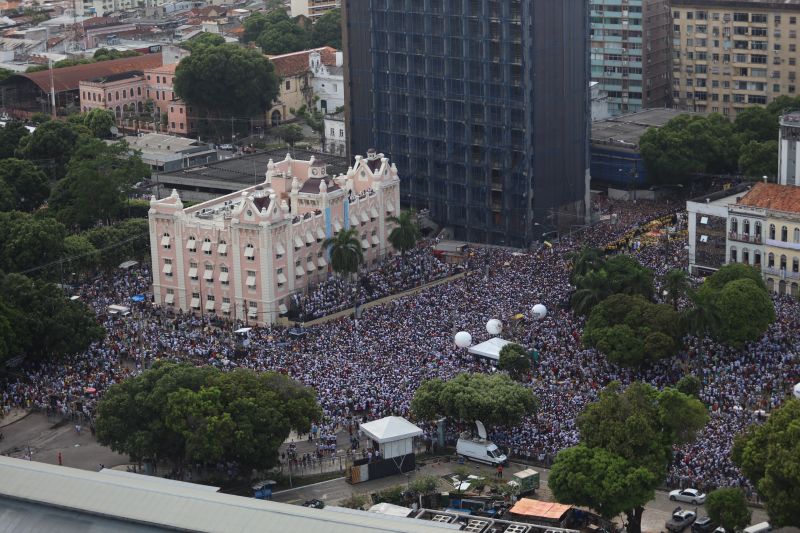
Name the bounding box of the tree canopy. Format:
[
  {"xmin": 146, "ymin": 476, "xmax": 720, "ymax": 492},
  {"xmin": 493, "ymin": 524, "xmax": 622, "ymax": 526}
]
[
  {"xmin": 0, "ymin": 211, "xmax": 65, "ymax": 273},
  {"xmin": 0, "ymin": 121, "xmax": 30, "ymax": 160},
  {"xmin": 322, "ymin": 227, "xmax": 363, "ymax": 278},
  {"xmin": 497, "ymin": 343, "xmax": 531, "ymax": 380},
  {"xmin": 0, "ymin": 158, "xmax": 49, "ymax": 212},
  {"xmin": 174, "ymin": 43, "xmax": 279, "ymax": 119},
  {"xmin": 387, "ymin": 209, "xmax": 421, "ymax": 258},
  {"xmin": 311, "ymin": 8, "xmax": 342, "ymax": 49},
  {"xmin": 570, "ymin": 254, "xmax": 654, "ymax": 315},
  {"xmin": 732, "ymin": 398, "xmax": 800, "ymax": 527},
  {"xmin": 550, "ymin": 382, "xmax": 707, "ymax": 533},
  {"xmin": 16, "ymin": 120, "xmax": 92, "ymax": 179},
  {"xmin": 411, "ymin": 372, "xmax": 538, "ymax": 427},
  {"xmin": 82, "ymin": 108, "xmax": 116, "ymax": 139},
  {"xmin": 96, "ymin": 362, "xmax": 321, "ymax": 473},
  {"xmin": 739, "ymin": 140, "xmax": 778, "ymax": 179},
  {"xmin": 705, "ymin": 488, "xmax": 752, "ymax": 532},
  {"xmin": 254, "ymin": 10, "xmax": 311, "ymax": 54}
]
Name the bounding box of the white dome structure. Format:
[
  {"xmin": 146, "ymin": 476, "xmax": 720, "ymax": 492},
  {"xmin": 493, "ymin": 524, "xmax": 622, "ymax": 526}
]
[
  {"xmin": 794, "ymin": 382, "xmax": 800, "ymax": 399},
  {"xmin": 532, "ymin": 304, "xmax": 547, "ymax": 319},
  {"xmin": 486, "ymin": 319, "xmax": 503, "ymax": 335},
  {"xmin": 454, "ymin": 331, "xmax": 472, "ymax": 348}
]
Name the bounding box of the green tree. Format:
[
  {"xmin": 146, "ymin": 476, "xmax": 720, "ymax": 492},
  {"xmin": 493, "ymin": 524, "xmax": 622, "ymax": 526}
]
[
  {"xmin": 0, "ymin": 122, "xmax": 30, "ymax": 159},
  {"xmin": 322, "ymin": 227, "xmax": 363, "ymax": 279},
  {"xmin": 96, "ymin": 362, "xmax": 321, "ymax": 473},
  {"xmin": 734, "ymin": 106, "xmax": 779, "ymax": 143},
  {"xmin": 675, "ymin": 375, "xmax": 702, "ymax": 398},
  {"xmin": 663, "ymin": 268, "xmax": 689, "ymax": 310},
  {"xmin": 571, "ymin": 269, "xmax": 611, "ymax": 316},
  {"xmin": 714, "ymin": 278, "xmax": 775, "ymax": 348},
  {"xmin": 497, "ymin": 343, "xmax": 531, "ymax": 381},
  {"xmin": 82, "ymin": 219, "xmax": 149, "ymax": 271},
  {"xmin": 0, "ymin": 272, "xmax": 104, "ymax": 363},
  {"xmin": 386, "ymin": 209, "xmax": 421, "ymax": 261},
  {"xmin": 409, "ymin": 474, "xmax": 441, "ymax": 496},
  {"xmin": 174, "ymin": 44, "xmax": 280, "ymax": 120},
  {"xmin": 739, "ymin": 140, "xmax": 778, "ymax": 179},
  {"xmin": 242, "ymin": 12, "xmax": 270, "ymax": 43},
  {"xmin": 567, "ymin": 246, "xmax": 605, "ymax": 284},
  {"xmin": 603, "ymin": 254, "xmax": 654, "ymax": 299},
  {"xmin": 181, "ymin": 32, "xmax": 226, "ymax": 52},
  {"xmin": 62, "ymin": 234, "xmax": 100, "ymax": 276},
  {"xmin": 274, "ymin": 124, "xmax": 305, "ymax": 147},
  {"xmin": 83, "ymin": 108, "xmax": 116, "ymax": 139},
  {"xmin": 49, "ymin": 140, "xmax": 150, "ymax": 229},
  {"xmin": 0, "ymin": 158, "xmax": 49, "ymax": 212},
  {"xmin": 93, "ymin": 48, "xmax": 141, "ymax": 61},
  {"xmin": 16, "ymin": 120, "xmax": 92, "ymax": 179},
  {"xmin": 705, "ymin": 488, "xmax": 752, "ymax": 532},
  {"xmin": 0, "ymin": 211, "xmax": 65, "ymax": 273},
  {"xmin": 683, "ymin": 288, "xmax": 722, "ymax": 337},
  {"xmin": 732, "ymin": 399, "xmax": 800, "ymax": 527},
  {"xmin": 703, "ymin": 263, "xmax": 767, "ymax": 292},
  {"xmin": 0, "ymin": 68, "xmax": 13, "ymax": 82},
  {"xmin": 551, "ymin": 382, "xmax": 708, "ymax": 533},
  {"xmin": 256, "ymin": 10, "xmax": 311, "ymax": 54},
  {"xmin": 311, "ymin": 8, "xmax": 342, "ymax": 49},
  {"xmin": 411, "ymin": 372, "xmax": 538, "ymax": 427}
]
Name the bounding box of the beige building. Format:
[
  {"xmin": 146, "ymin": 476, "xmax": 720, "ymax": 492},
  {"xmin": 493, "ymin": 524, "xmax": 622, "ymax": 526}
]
[
  {"xmin": 672, "ymin": 0, "xmax": 800, "ymax": 117},
  {"xmin": 290, "ymin": 0, "xmax": 339, "ymax": 19}
]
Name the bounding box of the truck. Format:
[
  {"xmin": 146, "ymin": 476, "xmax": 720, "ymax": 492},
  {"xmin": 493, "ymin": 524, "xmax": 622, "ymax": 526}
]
[
  {"xmin": 456, "ymin": 421, "xmax": 508, "ymax": 466},
  {"xmin": 507, "ymin": 468, "xmax": 540, "ymax": 495}
]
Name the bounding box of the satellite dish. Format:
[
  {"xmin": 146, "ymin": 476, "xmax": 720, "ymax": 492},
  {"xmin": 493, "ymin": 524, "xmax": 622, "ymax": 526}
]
[
  {"xmin": 110, "ymin": 126, "xmax": 119, "ymax": 136},
  {"xmin": 486, "ymin": 319, "xmax": 502, "ymax": 335},
  {"xmin": 454, "ymin": 331, "xmax": 472, "ymax": 348},
  {"xmin": 475, "ymin": 420, "xmax": 487, "ymax": 440}
]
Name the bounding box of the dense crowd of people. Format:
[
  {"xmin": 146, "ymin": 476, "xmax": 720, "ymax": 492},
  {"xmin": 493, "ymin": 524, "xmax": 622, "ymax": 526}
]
[{"xmin": 2, "ymin": 196, "xmax": 798, "ymax": 501}]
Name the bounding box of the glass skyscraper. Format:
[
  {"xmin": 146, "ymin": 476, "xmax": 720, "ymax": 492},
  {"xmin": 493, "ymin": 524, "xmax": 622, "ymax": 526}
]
[{"xmin": 343, "ymin": 0, "xmax": 589, "ymax": 247}]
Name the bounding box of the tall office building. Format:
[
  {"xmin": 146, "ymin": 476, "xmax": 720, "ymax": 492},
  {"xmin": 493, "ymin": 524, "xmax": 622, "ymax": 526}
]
[
  {"xmin": 672, "ymin": 0, "xmax": 800, "ymax": 118},
  {"xmin": 590, "ymin": 0, "xmax": 672, "ymax": 115},
  {"xmin": 343, "ymin": 0, "xmax": 589, "ymax": 247}
]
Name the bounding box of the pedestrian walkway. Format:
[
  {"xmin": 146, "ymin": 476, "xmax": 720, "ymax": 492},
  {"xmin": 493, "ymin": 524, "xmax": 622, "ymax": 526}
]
[{"xmin": 0, "ymin": 408, "xmax": 29, "ymax": 429}]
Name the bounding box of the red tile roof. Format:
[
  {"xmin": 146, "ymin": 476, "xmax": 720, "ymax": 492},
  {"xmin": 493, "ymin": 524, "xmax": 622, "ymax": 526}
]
[
  {"xmin": 267, "ymin": 46, "xmax": 338, "ymax": 77},
  {"xmin": 737, "ymin": 182, "xmax": 800, "ymax": 214},
  {"xmin": 9, "ymin": 53, "xmax": 163, "ymax": 93}
]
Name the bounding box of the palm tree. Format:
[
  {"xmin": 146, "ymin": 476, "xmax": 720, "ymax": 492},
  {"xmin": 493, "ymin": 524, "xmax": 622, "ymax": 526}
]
[
  {"xmin": 570, "ymin": 269, "xmax": 611, "ymax": 315},
  {"xmin": 386, "ymin": 209, "xmax": 421, "ymax": 262},
  {"xmin": 683, "ymin": 289, "xmax": 721, "ymax": 337},
  {"xmin": 663, "ymin": 269, "xmax": 689, "ymax": 310},
  {"xmin": 567, "ymin": 246, "xmax": 604, "ymax": 284},
  {"xmin": 322, "ymin": 227, "xmax": 363, "ymax": 279}
]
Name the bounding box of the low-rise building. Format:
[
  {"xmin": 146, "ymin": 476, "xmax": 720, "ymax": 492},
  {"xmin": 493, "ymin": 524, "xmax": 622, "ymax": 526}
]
[
  {"xmin": 324, "ymin": 110, "xmax": 346, "ymax": 156},
  {"xmin": 148, "ymin": 149, "xmax": 401, "ymax": 324},
  {"xmin": 779, "ymin": 111, "xmax": 800, "ymax": 186},
  {"xmin": 124, "ymin": 133, "xmax": 217, "ymax": 172},
  {"xmin": 687, "ymin": 186, "xmax": 744, "ymax": 275},
  {"xmin": 309, "ymin": 48, "xmax": 343, "ymax": 114}
]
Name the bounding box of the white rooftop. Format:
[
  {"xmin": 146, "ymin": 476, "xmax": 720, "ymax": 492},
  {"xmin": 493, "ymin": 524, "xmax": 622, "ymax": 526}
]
[
  {"xmin": 468, "ymin": 337, "xmax": 512, "ymax": 362},
  {"xmin": 359, "ymin": 416, "xmax": 423, "ymax": 444}
]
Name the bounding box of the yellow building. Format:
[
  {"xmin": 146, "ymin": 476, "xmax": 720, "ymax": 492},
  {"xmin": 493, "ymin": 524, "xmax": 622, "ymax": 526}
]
[
  {"xmin": 736, "ymin": 183, "xmax": 800, "ymax": 296},
  {"xmin": 671, "ymin": 0, "xmax": 800, "ymax": 118}
]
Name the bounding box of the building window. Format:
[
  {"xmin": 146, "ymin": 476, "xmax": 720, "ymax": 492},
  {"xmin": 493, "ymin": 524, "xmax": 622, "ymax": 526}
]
[
  {"xmin": 187, "ymin": 236, "xmax": 196, "ymax": 252},
  {"xmin": 203, "ymin": 237, "xmax": 212, "ymax": 255},
  {"xmin": 743, "ymin": 248, "xmax": 750, "ymax": 264},
  {"xmin": 782, "ymin": 226, "xmax": 788, "ymax": 241},
  {"xmin": 755, "ymin": 221, "xmax": 762, "ymax": 237},
  {"xmin": 285, "ymin": 80, "xmax": 290, "ymax": 90},
  {"xmin": 743, "ymin": 219, "xmax": 750, "ymax": 235},
  {"xmin": 204, "ymin": 264, "xmax": 214, "ymax": 282},
  {"xmin": 245, "ymin": 243, "xmax": 255, "ymax": 260},
  {"xmin": 794, "ymin": 257, "xmax": 800, "ymax": 273},
  {"xmin": 218, "ymin": 240, "xmax": 227, "ymax": 256},
  {"xmin": 781, "ymin": 255, "xmax": 787, "ymax": 270},
  {"xmin": 246, "ymin": 270, "xmax": 257, "ymax": 289},
  {"xmin": 755, "ymin": 250, "xmax": 762, "ymax": 265},
  {"xmin": 190, "ymin": 261, "xmax": 198, "ymax": 281},
  {"xmin": 162, "ymin": 232, "xmax": 171, "ymax": 249},
  {"xmin": 768, "ymin": 253, "xmax": 775, "ymax": 267},
  {"xmin": 770, "ymin": 224, "xmax": 776, "ymax": 240},
  {"xmin": 730, "ymin": 247, "xmax": 737, "ymax": 263},
  {"xmin": 220, "ymin": 265, "xmax": 229, "ymax": 286},
  {"xmin": 191, "ymin": 292, "xmax": 200, "ymax": 309},
  {"xmin": 163, "ymin": 258, "xmax": 173, "ymax": 277},
  {"xmin": 794, "ymin": 228, "xmax": 800, "ymax": 243},
  {"xmin": 731, "ymin": 217, "xmax": 738, "ymax": 233}
]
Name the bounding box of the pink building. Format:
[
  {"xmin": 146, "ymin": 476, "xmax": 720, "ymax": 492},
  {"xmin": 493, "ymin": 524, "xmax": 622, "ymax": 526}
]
[{"xmin": 148, "ymin": 150, "xmax": 401, "ymax": 325}]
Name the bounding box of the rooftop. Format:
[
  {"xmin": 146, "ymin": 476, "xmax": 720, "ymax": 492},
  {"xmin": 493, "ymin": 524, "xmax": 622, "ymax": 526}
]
[
  {"xmin": 268, "ymin": 46, "xmax": 337, "ymax": 77},
  {"xmin": 737, "ymin": 182, "xmax": 800, "ymax": 214},
  {"xmin": 125, "ymin": 133, "xmax": 205, "ymax": 153},
  {"xmin": 591, "ymin": 108, "xmax": 694, "ymax": 150}
]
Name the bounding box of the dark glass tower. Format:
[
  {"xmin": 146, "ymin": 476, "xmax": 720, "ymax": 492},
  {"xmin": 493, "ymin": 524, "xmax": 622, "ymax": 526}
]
[{"xmin": 343, "ymin": 0, "xmax": 589, "ymax": 247}]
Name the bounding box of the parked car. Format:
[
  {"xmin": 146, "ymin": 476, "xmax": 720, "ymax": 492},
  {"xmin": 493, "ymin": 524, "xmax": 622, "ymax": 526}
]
[
  {"xmin": 669, "ymin": 488, "xmax": 707, "ymax": 504},
  {"xmin": 743, "ymin": 522, "xmax": 771, "ymax": 533},
  {"xmin": 666, "ymin": 508, "xmax": 697, "ymax": 533},
  {"xmin": 692, "ymin": 516, "xmax": 718, "ymax": 533}
]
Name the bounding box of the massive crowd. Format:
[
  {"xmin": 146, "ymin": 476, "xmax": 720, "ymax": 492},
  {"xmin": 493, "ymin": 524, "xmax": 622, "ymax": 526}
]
[{"xmin": 2, "ymin": 196, "xmax": 798, "ymax": 501}]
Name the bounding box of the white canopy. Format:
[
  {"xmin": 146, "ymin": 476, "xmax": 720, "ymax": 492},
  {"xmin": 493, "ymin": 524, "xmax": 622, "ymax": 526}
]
[
  {"xmin": 359, "ymin": 416, "xmax": 422, "ymax": 444},
  {"xmin": 468, "ymin": 337, "xmax": 512, "ymax": 362},
  {"xmin": 794, "ymin": 382, "xmax": 800, "ymax": 399}
]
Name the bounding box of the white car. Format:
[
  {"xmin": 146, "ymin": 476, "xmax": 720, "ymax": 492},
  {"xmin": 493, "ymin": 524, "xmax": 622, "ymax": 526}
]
[{"xmin": 670, "ymin": 488, "xmax": 707, "ymax": 504}]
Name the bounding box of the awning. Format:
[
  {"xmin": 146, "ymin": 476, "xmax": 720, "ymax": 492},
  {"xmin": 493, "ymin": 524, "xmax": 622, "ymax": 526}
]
[
  {"xmin": 162, "ymin": 264, "xmax": 172, "ymax": 275},
  {"xmin": 305, "ymin": 231, "xmax": 314, "ymax": 244},
  {"xmin": 386, "ymin": 201, "xmax": 395, "ymax": 212},
  {"xmin": 371, "ymin": 235, "xmax": 380, "ymax": 245},
  {"xmin": 244, "ymin": 247, "xmax": 255, "ymax": 258},
  {"xmin": 278, "ymin": 303, "xmax": 288, "ymax": 315},
  {"xmin": 164, "ymin": 293, "xmax": 174, "ymax": 304},
  {"xmin": 190, "ymin": 297, "xmax": 200, "ymax": 308},
  {"xmin": 294, "ymin": 236, "xmax": 304, "ymax": 249},
  {"xmin": 246, "ymin": 275, "xmax": 256, "ymax": 287},
  {"xmin": 186, "ymin": 239, "xmax": 195, "ymax": 249},
  {"xmin": 359, "ymin": 416, "xmax": 423, "ymax": 443},
  {"xmin": 277, "ymin": 273, "xmax": 287, "ymax": 284},
  {"xmin": 333, "ymin": 220, "xmax": 342, "ymax": 232},
  {"xmin": 188, "ymin": 267, "xmax": 198, "ymax": 278},
  {"xmin": 317, "ymin": 257, "xmax": 327, "ymax": 268},
  {"xmin": 360, "ymin": 211, "xmax": 369, "ymax": 223},
  {"xmin": 361, "ymin": 239, "xmax": 370, "ymax": 250},
  {"xmin": 203, "ymin": 270, "xmax": 213, "ymax": 281},
  {"xmin": 306, "ymin": 261, "xmax": 315, "ymax": 272},
  {"xmin": 370, "ymin": 207, "xmax": 379, "ymax": 219},
  {"xmin": 350, "ymin": 214, "xmax": 359, "ymax": 226},
  {"xmin": 217, "ymin": 243, "xmax": 227, "ymax": 255},
  {"xmin": 161, "ymin": 236, "xmax": 170, "ymax": 247},
  {"xmin": 509, "ymin": 499, "xmax": 571, "ymax": 521},
  {"xmin": 205, "ymin": 300, "xmax": 215, "ymax": 311},
  {"xmin": 295, "ymin": 266, "xmax": 304, "ymax": 277},
  {"xmin": 316, "ymin": 227, "xmax": 325, "ymax": 240},
  {"xmin": 276, "ymin": 242, "xmax": 285, "ymax": 255},
  {"xmin": 219, "ymin": 272, "xmax": 229, "ymax": 283},
  {"xmin": 221, "ymin": 302, "xmax": 231, "ymax": 313},
  {"xmin": 202, "ymin": 241, "xmax": 211, "ymax": 252}
]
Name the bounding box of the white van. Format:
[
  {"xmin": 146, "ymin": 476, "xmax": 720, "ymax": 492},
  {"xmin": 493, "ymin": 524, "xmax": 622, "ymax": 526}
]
[
  {"xmin": 743, "ymin": 523, "xmax": 771, "ymax": 533},
  {"xmin": 456, "ymin": 421, "xmax": 508, "ymax": 466}
]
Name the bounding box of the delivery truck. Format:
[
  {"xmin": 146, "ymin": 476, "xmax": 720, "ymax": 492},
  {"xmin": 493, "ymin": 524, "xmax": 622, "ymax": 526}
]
[{"xmin": 508, "ymin": 468, "xmax": 540, "ymax": 495}]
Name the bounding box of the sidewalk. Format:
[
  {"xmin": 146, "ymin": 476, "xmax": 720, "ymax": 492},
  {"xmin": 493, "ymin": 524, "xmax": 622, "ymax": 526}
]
[{"xmin": 0, "ymin": 408, "xmax": 29, "ymax": 429}]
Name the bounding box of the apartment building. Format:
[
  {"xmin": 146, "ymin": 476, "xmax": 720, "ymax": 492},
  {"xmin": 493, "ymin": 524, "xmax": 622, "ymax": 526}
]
[
  {"xmin": 590, "ymin": 0, "xmax": 672, "ymax": 115},
  {"xmin": 290, "ymin": 0, "xmax": 340, "ymax": 19},
  {"xmin": 672, "ymin": 0, "xmax": 800, "ymax": 117}
]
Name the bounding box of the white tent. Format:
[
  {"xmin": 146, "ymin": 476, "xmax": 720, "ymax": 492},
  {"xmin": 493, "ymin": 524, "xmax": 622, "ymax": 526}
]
[
  {"xmin": 468, "ymin": 337, "xmax": 512, "ymax": 362},
  {"xmin": 359, "ymin": 416, "xmax": 423, "ymax": 459},
  {"xmin": 794, "ymin": 382, "xmax": 800, "ymax": 399}
]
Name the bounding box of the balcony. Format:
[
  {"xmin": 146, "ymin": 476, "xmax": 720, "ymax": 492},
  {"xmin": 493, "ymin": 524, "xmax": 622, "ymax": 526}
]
[
  {"xmin": 728, "ymin": 231, "xmax": 762, "ymax": 244},
  {"xmin": 762, "ymin": 267, "xmax": 800, "ymax": 280}
]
